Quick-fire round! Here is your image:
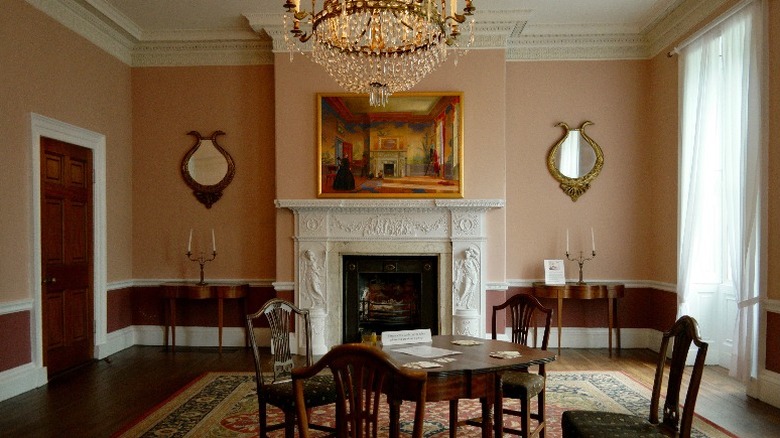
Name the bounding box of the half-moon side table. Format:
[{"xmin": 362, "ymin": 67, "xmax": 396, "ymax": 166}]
[
  {"xmin": 162, "ymin": 282, "xmax": 249, "ymax": 352},
  {"xmin": 531, "ymin": 282, "xmax": 625, "ymax": 357}
]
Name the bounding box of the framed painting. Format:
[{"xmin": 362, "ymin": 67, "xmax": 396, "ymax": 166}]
[{"xmin": 317, "ymin": 92, "xmax": 465, "ymax": 198}]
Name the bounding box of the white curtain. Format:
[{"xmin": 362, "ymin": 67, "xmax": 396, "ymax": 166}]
[{"xmin": 678, "ymin": 0, "xmax": 763, "ymax": 382}]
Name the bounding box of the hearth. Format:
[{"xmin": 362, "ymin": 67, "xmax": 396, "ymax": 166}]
[{"xmin": 343, "ymin": 255, "xmax": 438, "ymax": 343}]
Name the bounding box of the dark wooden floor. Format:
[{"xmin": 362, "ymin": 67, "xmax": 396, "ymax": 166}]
[{"xmin": 0, "ymin": 346, "xmax": 778, "ymax": 437}]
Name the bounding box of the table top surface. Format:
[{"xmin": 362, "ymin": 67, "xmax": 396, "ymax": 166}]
[{"xmin": 381, "ymin": 335, "xmax": 556, "ymax": 377}]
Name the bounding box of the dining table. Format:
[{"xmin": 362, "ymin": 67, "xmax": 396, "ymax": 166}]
[{"xmin": 381, "ymin": 334, "xmax": 557, "ymax": 438}]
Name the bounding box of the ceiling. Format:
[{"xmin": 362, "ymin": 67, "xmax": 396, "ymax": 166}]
[
  {"xmin": 101, "ymin": 0, "xmax": 677, "ymax": 39},
  {"xmin": 35, "ymin": 0, "xmax": 728, "ymax": 66}
]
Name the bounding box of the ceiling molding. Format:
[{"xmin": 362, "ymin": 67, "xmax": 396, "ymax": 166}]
[
  {"xmin": 644, "ymin": 0, "xmax": 731, "ymax": 57},
  {"xmin": 29, "ymin": 0, "xmax": 734, "ymax": 67},
  {"xmin": 26, "ymin": 0, "xmax": 135, "ymax": 65},
  {"xmin": 131, "ymin": 40, "xmax": 273, "ymax": 67},
  {"xmin": 507, "ymin": 34, "xmax": 649, "ymax": 62}
]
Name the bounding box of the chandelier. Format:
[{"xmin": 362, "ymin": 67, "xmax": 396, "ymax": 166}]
[{"xmin": 283, "ymin": 0, "xmax": 476, "ymax": 106}]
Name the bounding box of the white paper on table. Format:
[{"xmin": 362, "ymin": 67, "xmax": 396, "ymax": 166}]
[
  {"xmin": 392, "ymin": 345, "xmax": 463, "ymax": 359},
  {"xmin": 544, "ymin": 259, "xmax": 566, "ymax": 285}
]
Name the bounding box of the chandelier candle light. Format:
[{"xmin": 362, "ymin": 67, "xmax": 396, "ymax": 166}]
[
  {"xmin": 186, "ymin": 228, "xmax": 217, "ymax": 286},
  {"xmin": 565, "ymin": 228, "xmax": 596, "ymax": 284},
  {"xmin": 283, "ymin": 0, "xmax": 476, "ymax": 107}
]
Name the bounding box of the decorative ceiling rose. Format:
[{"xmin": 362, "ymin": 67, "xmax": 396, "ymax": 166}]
[{"xmin": 283, "ymin": 0, "xmax": 476, "ymax": 106}]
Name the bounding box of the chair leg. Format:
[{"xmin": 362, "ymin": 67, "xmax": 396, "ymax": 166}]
[
  {"xmin": 520, "ymin": 396, "xmax": 531, "ymax": 438},
  {"xmin": 538, "ymin": 389, "xmax": 546, "ymax": 438},
  {"xmin": 449, "ymin": 399, "xmax": 459, "ymax": 438},
  {"xmin": 259, "ymin": 401, "xmax": 268, "ymax": 438},
  {"xmin": 283, "ymin": 410, "xmax": 295, "ymax": 438}
]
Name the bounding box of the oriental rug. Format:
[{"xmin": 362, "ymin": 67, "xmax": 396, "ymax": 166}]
[{"xmin": 113, "ymin": 371, "xmax": 735, "ymax": 438}]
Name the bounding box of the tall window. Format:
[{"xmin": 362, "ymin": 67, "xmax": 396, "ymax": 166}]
[{"xmin": 677, "ymin": 0, "xmax": 763, "ymax": 383}]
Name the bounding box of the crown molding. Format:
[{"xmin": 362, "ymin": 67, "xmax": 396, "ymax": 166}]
[
  {"xmin": 131, "ymin": 39, "xmax": 274, "ymax": 67},
  {"xmin": 644, "ymin": 0, "xmax": 731, "ymax": 57},
  {"xmin": 507, "ymin": 33, "xmax": 649, "ymax": 61},
  {"xmin": 26, "ymin": 0, "xmax": 135, "ymax": 65},
  {"xmin": 30, "ymin": 0, "xmax": 735, "ymax": 66}
]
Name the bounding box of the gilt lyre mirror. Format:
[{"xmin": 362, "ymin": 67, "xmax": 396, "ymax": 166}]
[
  {"xmin": 181, "ymin": 130, "xmax": 236, "ymax": 208},
  {"xmin": 546, "ymin": 121, "xmax": 604, "ymax": 201}
]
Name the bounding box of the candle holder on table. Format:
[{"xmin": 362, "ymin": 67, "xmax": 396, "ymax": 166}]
[
  {"xmin": 566, "ymin": 250, "xmax": 596, "ymax": 284},
  {"xmin": 187, "ymin": 250, "xmax": 217, "ymax": 285}
]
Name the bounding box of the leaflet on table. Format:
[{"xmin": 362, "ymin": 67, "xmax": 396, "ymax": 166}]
[
  {"xmin": 392, "ymin": 345, "xmax": 463, "ymax": 359},
  {"xmin": 544, "ymin": 259, "xmax": 566, "ymax": 285}
]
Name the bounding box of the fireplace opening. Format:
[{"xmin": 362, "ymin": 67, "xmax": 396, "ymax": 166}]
[
  {"xmin": 343, "ymin": 255, "xmax": 438, "ymax": 343},
  {"xmin": 383, "ymin": 162, "xmax": 395, "ymax": 177}
]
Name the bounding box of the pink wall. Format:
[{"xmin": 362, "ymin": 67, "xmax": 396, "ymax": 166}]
[
  {"xmin": 0, "ymin": 1, "xmax": 133, "ymax": 300},
  {"xmin": 769, "ymin": 0, "xmax": 780, "ymax": 300},
  {"xmin": 131, "ymin": 65, "xmax": 276, "ymax": 280},
  {"xmin": 506, "ymin": 60, "xmax": 654, "ymax": 281}
]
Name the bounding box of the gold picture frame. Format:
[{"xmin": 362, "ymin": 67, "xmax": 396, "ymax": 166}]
[{"xmin": 317, "ymin": 92, "xmax": 465, "ymax": 198}]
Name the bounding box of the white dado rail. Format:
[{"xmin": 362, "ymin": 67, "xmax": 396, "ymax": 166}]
[{"xmin": 276, "ymin": 199, "xmax": 505, "ymax": 355}]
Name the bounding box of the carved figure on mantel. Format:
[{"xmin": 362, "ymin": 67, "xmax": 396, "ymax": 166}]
[
  {"xmin": 302, "ymin": 249, "xmax": 326, "ymax": 308},
  {"xmin": 453, "ymin": 246, "xmax": 480, "ymax": 310}
]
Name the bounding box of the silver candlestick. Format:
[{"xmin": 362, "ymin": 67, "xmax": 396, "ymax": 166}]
[
  {"xmin": 187, "ymin": 250, "xmax": 217, "ymax": 285},
  {"xmin": 566, "ymin": 250, "xmax": 596, "ymax": 284}
]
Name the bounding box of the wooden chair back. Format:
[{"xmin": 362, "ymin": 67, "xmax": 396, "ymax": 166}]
[
  {"xmin": 247, "ymin": 298, "xmax": 313, "ymax": 384},
  {"xmin": 492, "ymin": 293, "xmax": 553, "ymax": 350},
  {"xmin": 650, "ymin": 315, "xmax": 709, "ymax": 436},
  {"xmin": 292, "ymin": 343, "xmax": 428, "ymax": 438}
]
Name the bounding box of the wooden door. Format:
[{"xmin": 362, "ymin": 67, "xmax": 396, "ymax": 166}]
[{"xmin": 41, "ymin": 137, "xmax": 94, "ymax": 376}]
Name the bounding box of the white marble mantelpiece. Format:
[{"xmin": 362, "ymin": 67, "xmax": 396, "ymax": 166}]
[{"xmin": 276, "ymin": 199, "xmax": 504, "ymax": 354}]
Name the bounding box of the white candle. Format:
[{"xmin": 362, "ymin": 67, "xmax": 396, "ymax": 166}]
[
  {"xmin": 212, "ymin": 228, "xmax": 216, "ymax": 252},
  {"xmin": 566, "ymin": 229, "xmax": 570, "ymax": 253},
  {"xmin": 591, "ymin": 227, "xmax": 596, "ymax": 252},
  {"xmin": 187, "ymin": 228, "xmax": 193, "ymax": 253}
]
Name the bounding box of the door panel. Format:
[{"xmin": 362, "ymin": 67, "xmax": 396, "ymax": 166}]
[{"xmin": 41, "ymin": 137, "xmax": 94, "ymax": 376}]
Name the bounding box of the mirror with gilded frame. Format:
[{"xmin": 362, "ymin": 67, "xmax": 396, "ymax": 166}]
[
  {"xmin": 546, "ymin": 121, "xmax": 604, "ymax": 201},
  {"xmin": 181, "ymin": 130, "xmax": 236, "ymax": 208}
]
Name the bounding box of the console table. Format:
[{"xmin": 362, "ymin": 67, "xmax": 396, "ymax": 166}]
[
  {"xmin": 162, "ymin": 282, "xmax": 249, "ymax": 352},
  {"xmin": 531, "ymin": 282, "xmax": 625, "ymax": 356}
]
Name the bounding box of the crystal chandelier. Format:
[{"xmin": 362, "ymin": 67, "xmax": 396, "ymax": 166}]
[{"xmin": 283, "ymin": 0, "xmax": 476, "ymax": 106}]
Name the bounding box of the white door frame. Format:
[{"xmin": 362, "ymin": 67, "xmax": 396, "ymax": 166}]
[{"xmin": 30, "ymin": 113, "xmax": 108, "ymax": 372}]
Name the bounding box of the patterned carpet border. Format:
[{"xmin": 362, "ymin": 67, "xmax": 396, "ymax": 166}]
[{"xmin": 113, "ymin": 371, "xmax": 737, "ymax": 438}]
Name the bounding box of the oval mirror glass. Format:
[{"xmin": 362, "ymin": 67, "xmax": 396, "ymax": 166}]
[
  {"xmin": 554, "ymin": 131, "xmax": 597, "ymax": 179},
  {"xmin": 188, "ymin": 140, "xmax": 229, "ymax": 186}
]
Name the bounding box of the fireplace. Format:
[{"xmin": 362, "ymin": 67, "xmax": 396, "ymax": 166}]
[
  {"xmin": 276, "ymin": 198, "xmax": 504, "ymax": 354},
  {"xmin": 343, "ymin": 255, "xmax": 438, "ymax": 342},
  {"xmin": 383, "ymin": 162, "xmax": 395, "ymax": 177}
]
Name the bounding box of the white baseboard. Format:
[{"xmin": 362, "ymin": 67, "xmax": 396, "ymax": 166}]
[
  {"xmin": 0, "ymin": 363, "xmax": 48, "ymax": 403},
  {"xmin": 108, "ymin": 325, "xmax": 273, "ymax": 349},
  {"xmin": 757, "ymin": 370, "xmax": 780, "ymax": 409},
  {"xmin": 96, "ymin": 326, "xmax": 137, "ymax": 359}
]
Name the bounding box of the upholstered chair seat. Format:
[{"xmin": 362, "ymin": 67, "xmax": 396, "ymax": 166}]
[
  {"xmin": 260, "ymin": 374, "xmax": 336, "ymax": 411},
  {"xmin": 502, "ymin": 371, "xmax": 546, "ymax": 400}
]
